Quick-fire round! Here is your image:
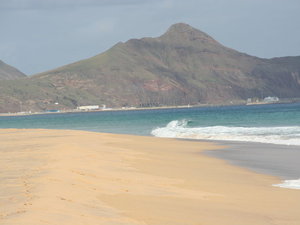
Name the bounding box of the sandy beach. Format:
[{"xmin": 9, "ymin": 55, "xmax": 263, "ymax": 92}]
[{"xmin": 1, "ymin": 129, "xmax": 300, "ymax": 225}]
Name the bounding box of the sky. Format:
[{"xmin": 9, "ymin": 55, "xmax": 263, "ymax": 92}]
[{"xmin": 0, "ymin": 0, "xmax": 299, "ymax": 75}]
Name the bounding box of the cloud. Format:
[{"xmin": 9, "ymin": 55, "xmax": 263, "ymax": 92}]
[
  {"xmin": 1, "ymin": 0, "xmax": 299, "ymax": 75},
  {"xmin": 76, "ymin": 19, "xmax": 117, "ymax": 38},
  {"xmin": 159, "ymin": 0, "xmax": 175, "ymax": 9},
  {"xmin": 0, "ymin": 0, "xmax": 154, "ymax": 10}
]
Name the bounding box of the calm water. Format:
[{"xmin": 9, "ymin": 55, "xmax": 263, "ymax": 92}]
[{"xmin": 1, "ymin": 103, "xmax": 300, "ymax": 146}]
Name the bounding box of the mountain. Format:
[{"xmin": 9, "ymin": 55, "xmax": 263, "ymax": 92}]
[
  {"xmin": 0, "ymin": 60, "xmax": 26, "ymax": 80},
  {"xmin": 0, "ymin": 23, "xmax": 300, "ymax": 113}
]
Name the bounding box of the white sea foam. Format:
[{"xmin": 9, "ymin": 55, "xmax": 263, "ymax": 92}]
[
  {"xmin": 273, "ymin": 179, "xmax": 300, "ymax": 189},
  {"xmin": 151, "ymin": 119, "xmax": 300, "ymax": 146}
]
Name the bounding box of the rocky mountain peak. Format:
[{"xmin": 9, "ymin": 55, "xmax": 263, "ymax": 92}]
[{"xmin": 160, "ymin": 23, "xmax": 218, "ymax": 45}]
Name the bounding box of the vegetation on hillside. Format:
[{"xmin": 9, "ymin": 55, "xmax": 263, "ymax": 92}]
[{"xmin": 1, "ymin": 23, "xmax": 300, "ymax": 113}]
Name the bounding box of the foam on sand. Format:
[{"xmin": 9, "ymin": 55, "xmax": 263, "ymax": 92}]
[{"xmin": 273, "ymin": 178, "xmax": 300, "ymax": 190}]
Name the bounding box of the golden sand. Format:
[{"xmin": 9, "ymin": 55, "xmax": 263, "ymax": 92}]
[{"xmin": 0, "ymin": 129, "xmax": 299, "ymax": 225}]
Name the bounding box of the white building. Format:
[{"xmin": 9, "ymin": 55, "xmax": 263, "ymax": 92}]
[
  {"xmin": 263, "ymin": 96, "xmax": 279, "ymax": 103},
  {"xmin": 77, "ymin": 105, "xmax": 99, "ymax": 111}
]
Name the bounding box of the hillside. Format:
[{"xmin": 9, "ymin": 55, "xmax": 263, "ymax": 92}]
[
  {"xmin": 0, "ymin": 60, "xmax": 26, "ymax": 80},
  {"xmin": 0, "ymin": 23, "xmax": 300, "ymax": 113}
]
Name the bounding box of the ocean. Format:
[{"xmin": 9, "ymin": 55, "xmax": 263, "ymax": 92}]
[
  {"xmin": 1, "ymin": 103, "xmax": 300, "ymax": 189},
  {"xmin": 1, "ymin": 103, "xmax": 300, "ymax": 146}
]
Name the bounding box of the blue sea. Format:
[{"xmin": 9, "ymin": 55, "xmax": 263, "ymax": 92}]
[
  {"xmin": 1, "ymin": 102, "xmax": 300, "ymax": 189},
  {"xmin": 1, "ymin": 103, "xmax": 300, "ymax": 146}
]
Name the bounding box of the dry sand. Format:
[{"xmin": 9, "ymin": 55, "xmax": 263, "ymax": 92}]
[{"xmin": 0, "ymin": 129, "xmax": 299, "ymax": 225}]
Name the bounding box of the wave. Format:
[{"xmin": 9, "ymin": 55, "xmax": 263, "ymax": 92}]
[
  {"xmin": 273, "ymin": 179, "xmax": 300, "ymax": 190},
  {"xmin": 151, "ymin": 119, "xmax": 300, "ymax": 146}
]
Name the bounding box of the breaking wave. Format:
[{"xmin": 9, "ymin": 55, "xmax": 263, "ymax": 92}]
[{"xmin": 151, "ymin": 119, "xmax": 300, "ymax": 146}]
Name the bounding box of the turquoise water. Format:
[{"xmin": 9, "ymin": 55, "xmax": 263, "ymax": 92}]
[{"xmin": 1, "ymin": 103, "xmax": 300, "ymax": 146}]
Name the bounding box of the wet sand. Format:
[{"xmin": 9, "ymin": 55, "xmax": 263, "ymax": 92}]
[
  {"xmin": 206, "ymin": 141, "xmax": 300, "ymax": 179},
  {"xmin": 1, "ymin": 129, "xmax": 300, "ymax": 225}
]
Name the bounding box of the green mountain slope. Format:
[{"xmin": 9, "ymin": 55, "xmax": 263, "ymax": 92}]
[
  {"xmin": 1, "ymin": 23, "xmax": 300, "ymax": 113},
  {"xmin": 0, "ymin": 60, "xmax": 26, "ymax": 80}
]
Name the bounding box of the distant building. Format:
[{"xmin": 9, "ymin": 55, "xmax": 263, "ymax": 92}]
[
  {"xmin": 263, "ymin": 96, "xmax": 279, "ymax": 103},
  {"xmin": 77, "ymin": 105, "xmax": 99, "ymax": 111},
  {"xmin": 45, "ymin": 109, "xmax": 60, "ymax": 113}
]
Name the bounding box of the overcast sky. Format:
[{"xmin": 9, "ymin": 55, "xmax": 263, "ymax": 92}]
[{"xmin": 0, "ymin": 0, "xmax": 299, "ymax": 75}]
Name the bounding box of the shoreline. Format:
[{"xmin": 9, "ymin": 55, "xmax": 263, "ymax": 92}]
[
  {"xmin": 1, "ymin": 129, "xmax": 300, "ymax": 225},
  {"xmin": 0, "ymin": 103, "xmax": 226, "ymax": 117}
]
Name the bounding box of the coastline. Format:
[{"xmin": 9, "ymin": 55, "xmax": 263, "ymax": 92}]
[
  {"xmin": 0, "ymin": 104, "xmax": 200, "ymax": 117},
  {"xmin": 1, "ymin": 129, "xmax": 300, "ymax": 225},
  {"xmin": 2, "ymin": 100, "xmax": 299, "ymax": 117},
  {"xmin": 2, "ymin": 98, "xmax": 300, "ymax": 117}
]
